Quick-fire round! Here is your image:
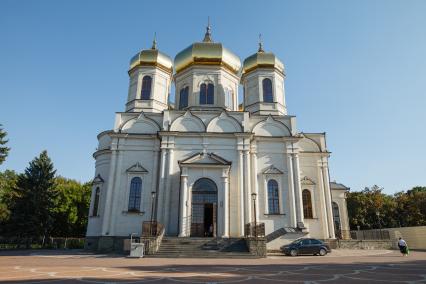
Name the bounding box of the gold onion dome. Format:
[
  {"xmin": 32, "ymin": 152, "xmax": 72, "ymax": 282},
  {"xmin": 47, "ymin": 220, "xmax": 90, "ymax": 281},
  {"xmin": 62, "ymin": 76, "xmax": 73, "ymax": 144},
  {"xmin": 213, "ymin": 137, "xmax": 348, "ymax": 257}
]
[
  {"xmin": 174, "ymin": 23, "xmax": 241, "ymax": 75},
  {"xmin": 242, "ymin": 38, "xmax": 285, "ymax": 75},
  {"xmin": 129, "ymin": 36, "xmax": 173, "ymax": 74}
]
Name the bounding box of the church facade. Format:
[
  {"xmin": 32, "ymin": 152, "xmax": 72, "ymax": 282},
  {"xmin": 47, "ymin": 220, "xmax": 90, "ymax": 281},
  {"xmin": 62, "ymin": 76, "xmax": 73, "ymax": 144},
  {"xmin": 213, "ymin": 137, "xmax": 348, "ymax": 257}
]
[{"xmin": 85, "ymin": 26, "xmax": 350, "ymax": 251}]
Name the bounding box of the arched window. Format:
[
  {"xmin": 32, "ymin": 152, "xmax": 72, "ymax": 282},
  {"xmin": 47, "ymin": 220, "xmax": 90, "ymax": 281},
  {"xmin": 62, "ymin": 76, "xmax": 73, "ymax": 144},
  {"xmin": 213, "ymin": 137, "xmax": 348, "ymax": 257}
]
[
  {"xmin": 262, "ymin": 78, "xmax": 273, "ymax": 103},
  {"xmin": 200, "ymin": 83, "xmax": 214, "ymax": 105},
  {"xmin": 332, "ymin": 202, "xmax": 341, "ymax": 237},
  {"xmin": 267, "ymin": 179, "xmax": 280, "ymax": 214},
  {"xmin": 224, "ymin": 89, "xmax": 233, "ymax": 109},
  {"xmin": 128, "ymin": 177, "xmax": 142, "ymax": 212},
  {"xmin": 302, "ymin": 189, "xmax": 313, "ymax": 218},
  {"xmin": 179, "ymin": 86, "xmax": 189, "ymax": 109},
  {"xmin": 92, "ymin": 187, "xmax": 100, "ymax": 216},
  {"xmin": 141, "ymin": 76, "xmax": 152, "ymax": 100}
]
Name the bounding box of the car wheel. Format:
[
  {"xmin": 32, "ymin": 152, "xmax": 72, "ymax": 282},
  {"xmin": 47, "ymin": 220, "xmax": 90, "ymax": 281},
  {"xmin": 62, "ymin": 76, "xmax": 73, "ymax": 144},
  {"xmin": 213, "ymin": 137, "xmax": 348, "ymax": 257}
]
[
  {"xmin": 290, "ymin": 249, "xmax": 298, "ymax": 257},
  {"xmin": 319, "ymin": 248, "xmax": 327, "ymax": 256}
]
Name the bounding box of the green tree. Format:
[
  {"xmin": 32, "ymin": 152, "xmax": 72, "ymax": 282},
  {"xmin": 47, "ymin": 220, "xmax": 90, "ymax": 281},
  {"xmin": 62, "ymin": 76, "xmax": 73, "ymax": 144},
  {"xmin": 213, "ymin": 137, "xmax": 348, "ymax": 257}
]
[
  {"xmin": 0, "ymin": 170, "xmax": 18, "ymax": 224},
  {"xmin": 348, "ymin": 185, "xmax": 426, "ymax": 230},
  {"xmin": 7, "ymin": 151, "xmax": 57, "ymax": 237},
  {"xmin": 0, "ymin": 124, "xmax": 10, "ymax": 165},
  {"xmin": 51, "ymin": 177, "xmax": 91, "ymax": 237},
  {"xmin": 347, "ymin": 185, "xmax": 397, "ymax": 230}
]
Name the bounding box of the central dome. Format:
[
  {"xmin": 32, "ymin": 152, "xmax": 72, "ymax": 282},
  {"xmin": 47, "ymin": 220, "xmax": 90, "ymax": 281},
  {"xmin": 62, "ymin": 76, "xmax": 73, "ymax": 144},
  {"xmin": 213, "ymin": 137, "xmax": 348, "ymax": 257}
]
[{"xmin": 174, "ymin": 26, "xmax": 241, "ymax": 75}]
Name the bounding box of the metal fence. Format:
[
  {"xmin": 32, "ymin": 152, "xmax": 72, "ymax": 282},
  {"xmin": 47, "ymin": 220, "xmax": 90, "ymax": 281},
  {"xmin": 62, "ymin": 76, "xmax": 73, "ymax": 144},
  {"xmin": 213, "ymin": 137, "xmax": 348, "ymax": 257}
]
[
  {"xmin": 0, "ymin": 237, "xmax": 85, "ymax": 249},
  {"xmin": 141, "ymin": 221, "xmax": 164, "ymax": 237}
]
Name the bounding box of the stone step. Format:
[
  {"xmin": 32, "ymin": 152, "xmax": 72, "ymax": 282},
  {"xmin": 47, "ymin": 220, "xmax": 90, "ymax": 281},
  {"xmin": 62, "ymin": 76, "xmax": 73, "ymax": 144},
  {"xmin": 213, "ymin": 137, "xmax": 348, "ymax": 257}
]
[{"xmin": 151, "ymin": 237, "xmax": 255, "ymax": 258}]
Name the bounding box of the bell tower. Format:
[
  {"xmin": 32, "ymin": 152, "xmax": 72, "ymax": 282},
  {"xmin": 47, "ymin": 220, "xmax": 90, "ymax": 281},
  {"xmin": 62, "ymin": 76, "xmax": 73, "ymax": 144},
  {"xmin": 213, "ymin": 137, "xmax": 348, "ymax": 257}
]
[
  {"xmin": 241, "ymin": 37, "xmax": 287, "ymax": 115},
  {"xmin": 173, "ymin": 23, "xmax": 241, "ymax": 111},
  {"xmin": 126, "ymin": 37, "xmax": 173, "ymax": 113}
]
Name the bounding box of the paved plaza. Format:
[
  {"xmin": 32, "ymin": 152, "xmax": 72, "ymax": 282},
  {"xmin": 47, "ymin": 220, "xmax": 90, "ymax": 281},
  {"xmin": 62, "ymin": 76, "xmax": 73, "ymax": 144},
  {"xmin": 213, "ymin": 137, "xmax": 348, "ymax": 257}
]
[{"xmin": 0, "ymin": 249, "xmax": 425, "ymax": 283}]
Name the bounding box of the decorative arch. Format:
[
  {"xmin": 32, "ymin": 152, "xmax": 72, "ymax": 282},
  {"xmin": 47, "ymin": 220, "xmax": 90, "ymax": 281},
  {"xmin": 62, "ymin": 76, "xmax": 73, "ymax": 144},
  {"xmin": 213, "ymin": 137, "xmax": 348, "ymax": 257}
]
[
  {"xmin": 170, "ymin": 110, "xmax": 205, "ymax": 132},
  {"xmin": 298, "ymin": 136, "xmax": 321, "ymax": 152},
  {"xmin": 191, "ymin": 178, "xmax": 218, "ymax": 237},
  {"xmin": 120, "ymin": 112, "xmax": 161, "ymax": 134},
  {"xmin": 206, "ymin": 112, "xmax": 242, "ymax": 133},
  {"xmin": 252, "ymin": 115, "xmax": 291, "ymax": 136}
]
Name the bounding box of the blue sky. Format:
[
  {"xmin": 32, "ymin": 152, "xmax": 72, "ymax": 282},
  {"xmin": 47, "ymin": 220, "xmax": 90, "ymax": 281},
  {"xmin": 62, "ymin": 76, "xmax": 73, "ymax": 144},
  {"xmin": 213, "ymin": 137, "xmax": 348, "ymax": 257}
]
[{"xmin": 1, "ymin": 0, "xmax": 425, "ymax": 194}]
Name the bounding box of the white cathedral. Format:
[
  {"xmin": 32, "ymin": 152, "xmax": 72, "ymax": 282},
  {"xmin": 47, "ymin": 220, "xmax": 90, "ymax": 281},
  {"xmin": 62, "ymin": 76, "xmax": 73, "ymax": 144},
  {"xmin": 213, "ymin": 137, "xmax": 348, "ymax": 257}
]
[{"xmin": 85, "ymin": 25, "xmax": 350, "ymax": 252}]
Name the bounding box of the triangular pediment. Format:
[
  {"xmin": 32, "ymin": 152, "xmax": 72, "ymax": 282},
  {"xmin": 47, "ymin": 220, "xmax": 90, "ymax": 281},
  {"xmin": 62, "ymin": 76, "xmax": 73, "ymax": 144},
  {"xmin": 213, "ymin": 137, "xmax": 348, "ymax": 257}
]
[
  {"xmin": 263, "ymin": 165, "xmax": 284, "ymax": 175},
  {"xmin": 126, "ymin": 162, "xmax": 148, "ymax": 173},
  {"xmin": 301, "ymin": 176, "xmax": 316, "ymax": 185},
  {"xmin": 180, "ymin": 152, "xmax": 231, "ymax": 166},
  {"xmin": 92, "ymin": 174, "xmax": 104, "ymax": 184}
]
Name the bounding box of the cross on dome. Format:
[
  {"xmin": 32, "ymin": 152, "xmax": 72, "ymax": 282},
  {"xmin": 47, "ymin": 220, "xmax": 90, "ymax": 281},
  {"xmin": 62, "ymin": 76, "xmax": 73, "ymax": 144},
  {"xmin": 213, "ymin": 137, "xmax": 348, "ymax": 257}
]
[
  {"xmin": 151, "ymin": 32, "xmax": 157, "ymax": 50},
  {"xmin": 203, "ymin": 16, "xmax": 213, "ymax": 43},
  {"xmin": 258, "ymin": 33, "xmax": 264, "ymax": 52}
]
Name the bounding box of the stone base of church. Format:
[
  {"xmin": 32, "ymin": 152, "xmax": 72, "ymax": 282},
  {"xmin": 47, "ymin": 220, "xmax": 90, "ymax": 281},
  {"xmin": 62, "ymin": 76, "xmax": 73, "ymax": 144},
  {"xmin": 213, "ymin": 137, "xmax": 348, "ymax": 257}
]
[{"xmin": 84, "ymin": 236, "xmax": 128, "ymax": 253}]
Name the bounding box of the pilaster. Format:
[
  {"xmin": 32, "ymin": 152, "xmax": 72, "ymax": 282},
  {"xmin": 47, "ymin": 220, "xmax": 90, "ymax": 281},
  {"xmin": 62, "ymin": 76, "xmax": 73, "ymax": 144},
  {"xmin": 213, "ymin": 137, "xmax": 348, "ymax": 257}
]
[{"xmin": 178, "ymin": 167, "xmax": 189, "ymax": 237}]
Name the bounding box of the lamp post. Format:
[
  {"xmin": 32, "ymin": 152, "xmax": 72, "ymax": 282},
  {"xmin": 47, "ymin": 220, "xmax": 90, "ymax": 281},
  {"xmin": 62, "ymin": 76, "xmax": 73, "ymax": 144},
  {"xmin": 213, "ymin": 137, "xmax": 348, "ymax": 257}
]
[
  {"xmin": 150, "ymin": 191, "xmax": 156, "ymax": 236},
  {"xmin": 251, "ymin": 192, "xmax": 257, "ymax": 239}
]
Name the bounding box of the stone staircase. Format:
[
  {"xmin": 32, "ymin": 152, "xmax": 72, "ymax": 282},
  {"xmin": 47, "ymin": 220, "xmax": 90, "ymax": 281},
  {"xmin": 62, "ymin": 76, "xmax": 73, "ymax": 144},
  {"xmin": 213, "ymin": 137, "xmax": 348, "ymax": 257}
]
[
  {"xmin": 149, "ymin": 237, "xmax": 259, "ymax": 258},
  {"xmin": 265, "ymin": 227, "xmax": 307, "ymax": 243}
]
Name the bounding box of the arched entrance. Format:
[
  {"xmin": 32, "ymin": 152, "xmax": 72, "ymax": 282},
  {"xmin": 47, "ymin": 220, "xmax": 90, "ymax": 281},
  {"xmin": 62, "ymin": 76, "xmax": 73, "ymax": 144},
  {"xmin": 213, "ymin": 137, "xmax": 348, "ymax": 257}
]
[{"xmin": 191, "ymin": 178, "xmax": 217, "ymax": 237}]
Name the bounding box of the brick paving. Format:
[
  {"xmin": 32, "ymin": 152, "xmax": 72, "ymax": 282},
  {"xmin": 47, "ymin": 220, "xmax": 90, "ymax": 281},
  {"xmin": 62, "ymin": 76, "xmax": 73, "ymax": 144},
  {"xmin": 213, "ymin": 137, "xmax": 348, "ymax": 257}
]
[{"xmin": 0, "ymin": 249, "xmax": 425, "ymax": 283}]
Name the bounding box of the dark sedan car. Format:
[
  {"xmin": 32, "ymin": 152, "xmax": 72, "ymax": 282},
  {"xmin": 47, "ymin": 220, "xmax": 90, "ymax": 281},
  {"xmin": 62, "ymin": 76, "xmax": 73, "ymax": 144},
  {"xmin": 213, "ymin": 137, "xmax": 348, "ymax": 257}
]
[{"xmin": 281, "ymin": 238, "xmax": 331, "ymax": 256}]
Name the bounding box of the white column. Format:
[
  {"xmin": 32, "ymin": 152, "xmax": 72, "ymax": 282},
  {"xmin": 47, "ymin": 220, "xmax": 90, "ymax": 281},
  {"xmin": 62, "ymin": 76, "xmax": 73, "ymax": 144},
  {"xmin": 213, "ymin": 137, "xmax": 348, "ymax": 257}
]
[
  {"xmin": 109, "ymin": 148, "xmax": 124, "ymax": 236},
  {"xmin": 101, "ymin": 144, "xmax": 118, "ymax": 235},
  {"xmin": 286, "ymin": 153, "xmax": 297, "ymax": 227},
  {"xmin": 292, "ymin": 153, "xmax": 304, "ymax": 225},
  {"xmin": 317, "ymin": 162, "xmax": 330, "ymax": 238},
  {"xmin": 243, "ymin": 149, "xmax": 252, "ymax": 223},
  {"xmin": 164, "ymin": 148, "xmax": 174, "ymax": 233},
  {"xmin": 156, "ymin": 147, "xmax": 167, "ymax": 224},
  {"xmin": 251, "ymin": 148, "xmax": 259, "ymax": 222},
  {"xmin": 222, "ymin": 168, "xmax": 229, "ymax": 238},
  {"xmin": 238, "ymin": 150, "xmax": 245, "ymax": 236},
  {"xmin": 150, "ymin": 147, "xmax": 159, "ymax": 211},
  {"xmin": 322, "ymin": 164, "xmax": 336, "ymax": 238},
  {"xmin": 179, "ymin": 168, "xmax": 188, "ymax": 237}
]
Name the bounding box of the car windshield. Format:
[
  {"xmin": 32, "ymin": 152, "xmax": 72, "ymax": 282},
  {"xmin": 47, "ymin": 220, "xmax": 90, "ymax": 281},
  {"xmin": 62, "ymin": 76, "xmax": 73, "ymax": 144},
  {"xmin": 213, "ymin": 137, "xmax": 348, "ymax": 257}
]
[{"xmin": 291, "ymin": 239, "xmax": 303, "ymax": 245}]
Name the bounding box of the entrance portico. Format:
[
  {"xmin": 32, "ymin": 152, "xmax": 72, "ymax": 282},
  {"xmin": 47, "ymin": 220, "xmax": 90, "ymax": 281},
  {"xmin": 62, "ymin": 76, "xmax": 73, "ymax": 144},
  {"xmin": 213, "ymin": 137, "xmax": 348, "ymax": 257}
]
[{"xmin": 178, "ymin": 152, "xmax": 231, "ymax": 238}]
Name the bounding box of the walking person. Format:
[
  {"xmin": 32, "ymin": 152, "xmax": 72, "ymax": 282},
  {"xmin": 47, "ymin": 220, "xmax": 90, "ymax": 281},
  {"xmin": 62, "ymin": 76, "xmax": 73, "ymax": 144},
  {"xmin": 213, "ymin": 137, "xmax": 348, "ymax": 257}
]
[{"xmin": 398, "ymin": 237, "xmax": 409, "ymax": 256}]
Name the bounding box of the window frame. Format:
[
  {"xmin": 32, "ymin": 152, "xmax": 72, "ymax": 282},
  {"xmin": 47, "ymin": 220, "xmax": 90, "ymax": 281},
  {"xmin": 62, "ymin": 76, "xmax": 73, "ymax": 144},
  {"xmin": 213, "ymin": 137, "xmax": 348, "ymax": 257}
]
[
  {"xmin": 199, "ymin": 82, "xmax": 214, "ymax": 105},
  {"xmin": 302, "ymin": 189, "xmax": 313, "ymax": 219},
  {"xmin": 128, "ymin": 177, "xmax": 142, "ymax": 212},
  {"xmin": 262, "ymin": 78, "xmax": 274, "ymax": 103},
  {"xmin": 141, "ymin": 75, "xmax": 153, "ymax": 100},
  {"xmin": 179, "ymin": 86, "xmax": 189, "ymax": 109},
  {"xmin": 92, "ymin": 187, "xmax": 100, "ymax": 217},
  {"xmin": 267, "ymin": 179, "xmax": 280, "ymax": 214}
]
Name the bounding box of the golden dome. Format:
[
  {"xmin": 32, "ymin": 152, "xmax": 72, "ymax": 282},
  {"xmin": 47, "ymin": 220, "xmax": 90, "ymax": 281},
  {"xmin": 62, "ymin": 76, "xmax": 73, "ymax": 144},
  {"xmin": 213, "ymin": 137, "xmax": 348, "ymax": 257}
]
[
  {"xmin": 242, "ymin": 42, "xmax": 284, "ymax": 75},
  {"xmin": 174, "ymin": 26, "xmax": 241, "ymax": 74},
  {"xmin": 129, "ymin": 40, "xmax": 173, "ymax": 74}
]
